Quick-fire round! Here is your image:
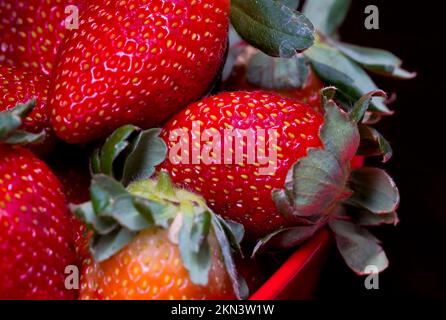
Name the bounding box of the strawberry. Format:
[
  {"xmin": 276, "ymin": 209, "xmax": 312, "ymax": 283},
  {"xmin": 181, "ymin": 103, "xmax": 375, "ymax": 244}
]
[
  {"xmin": 158, "ymin": 91, "xmax": 325, "ymax": 239},
  {"xmin": 0, "ymin": 102, "xmax": 78, "ymax": 299},
  {"xmin": 157, "ymin": 89, "xmax": 399, "ymax": 275},
  {"xmin": 49, "ymin": 0, "xmax": 230, "ymax": 143},
  {"xmin": 91, "ymin": 88, "xmax": 398, "ymax": 277},
  {"xmin": 73, "ymin": 172, "xmax": 247, "ymax": 300},
  {"xmin": 0, "ymin": 0, "xmax": 86, "ymax": 76},
  {"xmin": 0, "ymin": 65, "xmax": 52, "ymax": 141}
]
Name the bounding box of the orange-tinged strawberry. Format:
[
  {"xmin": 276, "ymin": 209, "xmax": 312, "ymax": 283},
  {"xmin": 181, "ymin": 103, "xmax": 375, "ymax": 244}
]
[
  {"xmin": 81, "ymin": 228, "xmax": 235, "ymax": 300},
  {"xmin": 73, "ymin": 173, "xmax": 247, "ymax": 300}
]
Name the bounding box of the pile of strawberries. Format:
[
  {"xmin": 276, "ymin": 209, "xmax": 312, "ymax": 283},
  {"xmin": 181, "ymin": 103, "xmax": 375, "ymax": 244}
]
[{"xmin": 0, "ymin": 0, "xmax": 411, "ymax": 300}]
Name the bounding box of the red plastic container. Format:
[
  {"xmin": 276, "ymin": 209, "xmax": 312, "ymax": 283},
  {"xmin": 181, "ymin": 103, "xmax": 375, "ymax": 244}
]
[{"xmin": 250, "ymin": 229, "xmax": 332, "ymax": 300}]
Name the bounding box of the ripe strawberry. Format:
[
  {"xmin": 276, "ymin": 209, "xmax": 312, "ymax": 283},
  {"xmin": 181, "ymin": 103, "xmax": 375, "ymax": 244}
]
[
  {"xmin": 49, "ymin": 0, "xmax": 230, "ymax": 143},
  {"xmin": 0, "ymin": 0, "xmax": 86, "ymax": 76},
  {"xmin": 224, "ymin": 65, "xmax": 324, "ymax": 112},
  {"xmin": 158, "ymin": 89, "xmax": 399, "ymax": 276},
  {"xmin": 91, "ymin": 88, "xmax": 398, "ymax": 277},
  {"xmin": 73, "ymin": 173, "xmax": 247, "ymax": 300},
  {"xmin": 158, "ymin": 91, "xmax": 324, "ymax": 239},
  {"xmin": 0, "ymin": 65, "xmax": 52, "ymax": 139},
  {"xmin": 0, "ymin": 102, "xmax": 78, "ymax": 299}
]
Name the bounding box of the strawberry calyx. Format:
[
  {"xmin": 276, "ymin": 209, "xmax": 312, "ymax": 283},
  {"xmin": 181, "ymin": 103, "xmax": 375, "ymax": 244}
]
[
  {"xmin": 90, "ymin": 125, "xmax": 167, "ymax": 187},
  {"xmin": 0, "ymin": 99, "xmax": 46, "ymax": 145},
  {"xmin": 255, "ymin": 88, "xmax": 400, "ymax": 275},
  {"xmin": 72, "ymin": 172, "xmax": 248, "ymax": 299},
  {"xmin": 226, "ymin": 0, "xmax": 415, "ymax": 121}
]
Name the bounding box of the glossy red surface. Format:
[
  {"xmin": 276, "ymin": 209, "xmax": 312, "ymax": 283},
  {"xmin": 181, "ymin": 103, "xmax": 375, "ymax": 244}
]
[
  {"xmin": 159, "ymin": 91, "xmax": 324, "ymax": 239},
  {"xmin": 250, "ymin": 229, "xmax": 332, "ymax": 300},
  {"xmin": 49, "ymin": 0, "xmax": 230, "ymax": 143}
]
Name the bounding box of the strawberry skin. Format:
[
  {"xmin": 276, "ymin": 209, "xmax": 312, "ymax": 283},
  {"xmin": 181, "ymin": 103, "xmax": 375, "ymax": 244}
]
[
  {"xmin": 0, "ymin": 0, "xmax": 86, "ymax": 76},
  {"xmin": 80, "ymin": 228, "xmax": 235, "ymax": 300},
  {"xmin": 158, "ymin": 91, "xmax": 324, "ymax": 239},
  {"xmin": 0, "ymin": 66, "xmax": 51, "ymax": 135},
  {"xmin": 0, "ymin": 145, "xmax": 78, "ymax": 299},
  {"xmin": 0, "ymin": 65, "xmax": 55, "ymax": 156},
  {"xmin": 49, "ymin": 0, "xmax": 230, "ymax": 143}
]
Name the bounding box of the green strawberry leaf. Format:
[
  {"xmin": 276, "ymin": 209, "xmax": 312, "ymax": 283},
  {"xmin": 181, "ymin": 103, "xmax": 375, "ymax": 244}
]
[
  {"xmin": 335, "ymin": 42, "xmax": 416, "ymax": 79},
  {"xmin": 347, "ymin": 167, "xmax": 400, "ymax": 214},
  {"xmin": 303, "ymin": 0, "xmax": 351, "ymax": 36},
  {"xmin": 280, "ymin": 0, "xmax": 301, "ymax": 9},
  {"xmin": 132, "ymin": 196, "xmax": 173, "ymax": 228},
  {"xmin": 179, "ymin": 204, "xmax": 212, "ymax": 286},
  {"xmin": 349, "ymin": 90, "xmax": 387, "ymax": 123},
  {"xmin": 98, "ymin": 125, "xmax": 138, "ymax": 178},
  {"xmin": 71, "ymin": 201, "xmax": 117, "ymax": 235},
  {"xmin": 305, "ymin": 43, "xmax": 391, "ymax": 114},
  {"xmin": 247, "ymin": 51, "xmax": 309, "ymax": 89},
  {"xmin": 0, "ymin": 100, "xmax": 34, "ymax": 139},
  {"xmin": 155, "ymin": 170, "xmax": 176, "ymax": 195},
  {"xmin": 272, "ymin": 188, "xmax": 296, "ymax": 218},
  {"xmin": 3, "ymin": 130, "xmax": 45, "ymax": 145},
  {"xmin": 252, "ymin": 224, "xmax": 321, "ymax": 256},
  {"xmin": 93, "ymin": 125, "xmax": 167, "ymax": 186},
  {"xmin": 214, "ymin": 215, "xmax": 245, "ymax": 255},
  {"xmin": 358, "ymin": 125, "xmax": 393, "ymax": 162},
  {"xmin": 90, "ymin": 175, "xmax": 152, "ymax": 231},
  {"xmin": 122, "ymin": 128, "xmax": 167, "ymax": 186},
  {"xmin": 90, "ymin": 148, "xmax": 101, "ymax": 175},
  {"xmin": 320, "ymin": 99, "xmax": 359, "ymax": 164},
  {"xmin": 90, "ymin": 228, "xmax": 137, "ymax": 262},
  {"xmin": 354, "ymin": 210, "xmax": 399, "ymax": 227},
  {"xmin": 190, "ymin": 210, "xmax": 211, "ymax": 253},
  {"xmin": 0, "ymin": 99, "xmax": 45, "ymax": 144},
  {"xmin": 90, "ymin": 174, "xmax": 127, "ymax": 213},
  {"xmin": 212, "ymin": 215, "xmax": 249, "ymax": 300},
  {"xmin": 329, "ymin": 220, "xmax": 389, "ymax": 274},
  {"xmin": 291, "ymin": 148, "xmax": 349, "ymax": 216},
  {"xmin": 231, "ymin": 0, "xmax": 314, "ymax": 58}
]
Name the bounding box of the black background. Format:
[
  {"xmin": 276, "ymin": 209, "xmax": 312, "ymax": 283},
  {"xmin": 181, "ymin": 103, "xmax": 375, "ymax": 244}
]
[{"xmin": 316, "ymin": 0, "xmax": 446, "ymax": 298}]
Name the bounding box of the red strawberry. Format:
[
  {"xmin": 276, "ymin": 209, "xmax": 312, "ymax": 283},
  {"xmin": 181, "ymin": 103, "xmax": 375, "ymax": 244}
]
[
  {"xmin": 158, "ymin": 91, "xmax": 324, "ymax": 239},
  {"xmin": 0, "ymin": 0, "xmax": 86, "ymax": 76},
  {"xmin": 158, "ymin": 89, "xmax": 400, "ymax": 277},
  {"xmin": 0, "ymin": 103, "xmax": 78, "ymax": 299},
  {"xmin": 49, "ymin": 0, "xmax": 230, "ymax": 143},
  {"xmin": 0, "ymin": 66, "xmax": 51, "ymax": 136}
]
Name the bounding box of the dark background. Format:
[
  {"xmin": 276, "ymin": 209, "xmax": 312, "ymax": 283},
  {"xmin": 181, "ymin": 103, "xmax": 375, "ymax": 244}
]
[{"xmin": 316, "ymin": 0, "xmax": 446, "ymax": 298}]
